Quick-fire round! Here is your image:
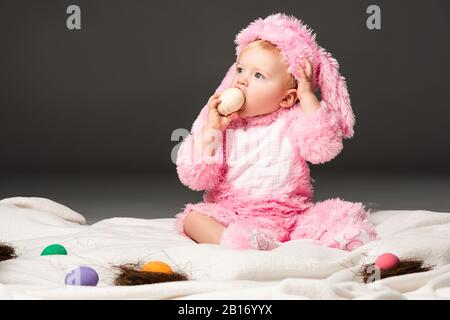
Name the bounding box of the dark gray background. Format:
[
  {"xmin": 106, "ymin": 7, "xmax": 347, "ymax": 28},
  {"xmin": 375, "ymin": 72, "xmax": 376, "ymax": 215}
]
[{"xmin": 0, "ymin": 0, "xmax": 449, "ymax": 221}]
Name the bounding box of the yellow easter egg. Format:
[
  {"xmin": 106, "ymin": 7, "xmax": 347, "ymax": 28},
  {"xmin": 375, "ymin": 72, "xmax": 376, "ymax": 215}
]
[{"xmin": 141, "ymin": 261, "xmax": 173, "ymax": 274}]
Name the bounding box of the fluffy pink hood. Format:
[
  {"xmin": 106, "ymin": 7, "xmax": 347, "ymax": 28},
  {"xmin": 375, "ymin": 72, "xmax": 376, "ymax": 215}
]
[{"xmin": 215, "ymin": 13, "xmax": 355, "ymax": 139}]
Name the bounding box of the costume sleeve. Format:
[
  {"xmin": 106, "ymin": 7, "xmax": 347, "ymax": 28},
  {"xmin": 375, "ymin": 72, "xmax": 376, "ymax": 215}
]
[
  {"xmin": 289, "ymin": 100, "xmax": 344, "ymax": 164},
  {"xmin": 176, "ymin": 105, "xmax": 226, "ymax": 191}
]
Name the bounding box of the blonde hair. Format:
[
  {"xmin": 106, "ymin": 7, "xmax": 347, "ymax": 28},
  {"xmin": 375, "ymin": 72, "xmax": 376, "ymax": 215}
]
[{"xmin": 240, "ymin": 39, "xmax": 298, "ymax": 89}]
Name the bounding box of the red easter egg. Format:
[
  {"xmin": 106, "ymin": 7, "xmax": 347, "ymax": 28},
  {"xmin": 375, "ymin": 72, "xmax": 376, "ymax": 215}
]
[{"xmin": 375, "ymin": 253, "xmax": 400, "ymax": 270}]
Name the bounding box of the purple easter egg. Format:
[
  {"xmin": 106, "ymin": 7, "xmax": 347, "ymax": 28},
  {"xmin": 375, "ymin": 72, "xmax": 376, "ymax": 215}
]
[{"xmin": 65, "ymin": 266, "xmax": 99, "ymax": 286}]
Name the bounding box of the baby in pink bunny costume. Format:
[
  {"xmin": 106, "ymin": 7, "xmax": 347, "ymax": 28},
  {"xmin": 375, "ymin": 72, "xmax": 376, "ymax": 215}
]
[{"xmin": 174, "ymin": 13, "xmax": 378, "ymax": 251}]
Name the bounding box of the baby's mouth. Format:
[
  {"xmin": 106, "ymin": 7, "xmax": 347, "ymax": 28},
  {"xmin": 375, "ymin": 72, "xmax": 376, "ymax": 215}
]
[
  {"xmin": 238, "ymin": 100, "xmax": 246, "ymax": 113},
  {"xmin": 240, "ymin": 93, "xmax": 246, "ymax": 110},
  {"xmin": 233, "ymin": 86, "xmax": 246, "ymax": 112}
]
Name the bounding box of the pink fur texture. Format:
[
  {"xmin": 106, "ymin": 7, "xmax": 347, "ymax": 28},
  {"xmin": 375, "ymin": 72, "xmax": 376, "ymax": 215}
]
[
  {"xmin": 290, "ymin": 198, "xmax": 378, "ymax": 251},
  {"xmin": 175, "ymin": 13, "xmax": 377, "ymax": 251}
]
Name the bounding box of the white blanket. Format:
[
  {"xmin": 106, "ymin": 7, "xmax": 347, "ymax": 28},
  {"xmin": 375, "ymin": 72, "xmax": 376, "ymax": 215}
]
[{"xmin": 0, "ymin": 196, "xmax": 450, "ymax": 300}]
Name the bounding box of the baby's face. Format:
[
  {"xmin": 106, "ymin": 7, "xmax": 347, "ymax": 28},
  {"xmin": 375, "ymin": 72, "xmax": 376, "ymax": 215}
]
[{"xmin": 231, "ymin": 44, "xmax": 297, "ymax": 118}]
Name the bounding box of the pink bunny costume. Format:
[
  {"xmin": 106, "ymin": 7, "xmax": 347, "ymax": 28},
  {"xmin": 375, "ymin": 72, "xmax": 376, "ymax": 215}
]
[{"xmin": 174, "ymin": 13, "xmax": 378, "ymax": 251}]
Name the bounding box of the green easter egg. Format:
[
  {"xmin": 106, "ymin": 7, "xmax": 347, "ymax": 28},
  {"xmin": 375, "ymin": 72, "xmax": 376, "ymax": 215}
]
[{"xmin": 40, "ymin": 244, "xmax": 67, "ymax": 256}]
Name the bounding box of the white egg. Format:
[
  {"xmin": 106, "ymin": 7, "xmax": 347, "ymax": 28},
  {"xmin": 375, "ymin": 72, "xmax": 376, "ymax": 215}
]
[{"xmin": 217, "ymin": 88, "xmax": 245, "ymax": 116}]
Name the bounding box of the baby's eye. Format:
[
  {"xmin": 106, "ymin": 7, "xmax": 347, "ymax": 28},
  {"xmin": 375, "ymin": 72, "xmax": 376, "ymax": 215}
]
[
  {"xmin": 236, "ymin": 67, "xmax": 243, "ymax": 73},
  {"xmin": 254, "ymin": 72, "xmax": 264, "ymax": 79}
]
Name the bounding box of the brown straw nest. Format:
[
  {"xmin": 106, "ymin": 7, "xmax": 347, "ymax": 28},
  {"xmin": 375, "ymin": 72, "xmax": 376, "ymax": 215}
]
[
  {"xmin": 358, "ymin": 258, "xmax": 434, "ymax": 283},
  {"xmin": 0, "ymin": 243, "xmax": 17, "ymax": 262},
  {"xmin": 113, "ymin": 263, "xmax": 189, "ymax": 286}
]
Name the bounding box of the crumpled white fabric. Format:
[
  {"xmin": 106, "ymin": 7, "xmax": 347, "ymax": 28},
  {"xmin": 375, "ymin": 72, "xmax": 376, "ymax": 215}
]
[{"xmin": 0, "ymin": 197, "xmax": 449, "ymax": 300}]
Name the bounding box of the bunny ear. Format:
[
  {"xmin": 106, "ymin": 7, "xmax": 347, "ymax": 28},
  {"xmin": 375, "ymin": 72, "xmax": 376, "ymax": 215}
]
[
  {"xmin": 316, "ymin": 49, "xmax": 355, "ymax": 139},
  {"xmin": 215, "ymin": 62, "xmax": 237, "ymax": 94}
]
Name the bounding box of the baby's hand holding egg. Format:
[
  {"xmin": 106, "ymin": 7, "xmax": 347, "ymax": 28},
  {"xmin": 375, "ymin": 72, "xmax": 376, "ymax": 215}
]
[
  {"xmin": 204, "ymin": 88, "xmax": 243, "ymax": 132},
  {"xmin": 217, "ymin": 87, "xmax": 245, "ymax": 116}
]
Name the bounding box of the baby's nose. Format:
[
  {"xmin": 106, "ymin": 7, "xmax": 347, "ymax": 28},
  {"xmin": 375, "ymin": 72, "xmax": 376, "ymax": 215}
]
[{"xmin": 237, "ymin": 77, "xmax": 248, "ymax": 86}]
